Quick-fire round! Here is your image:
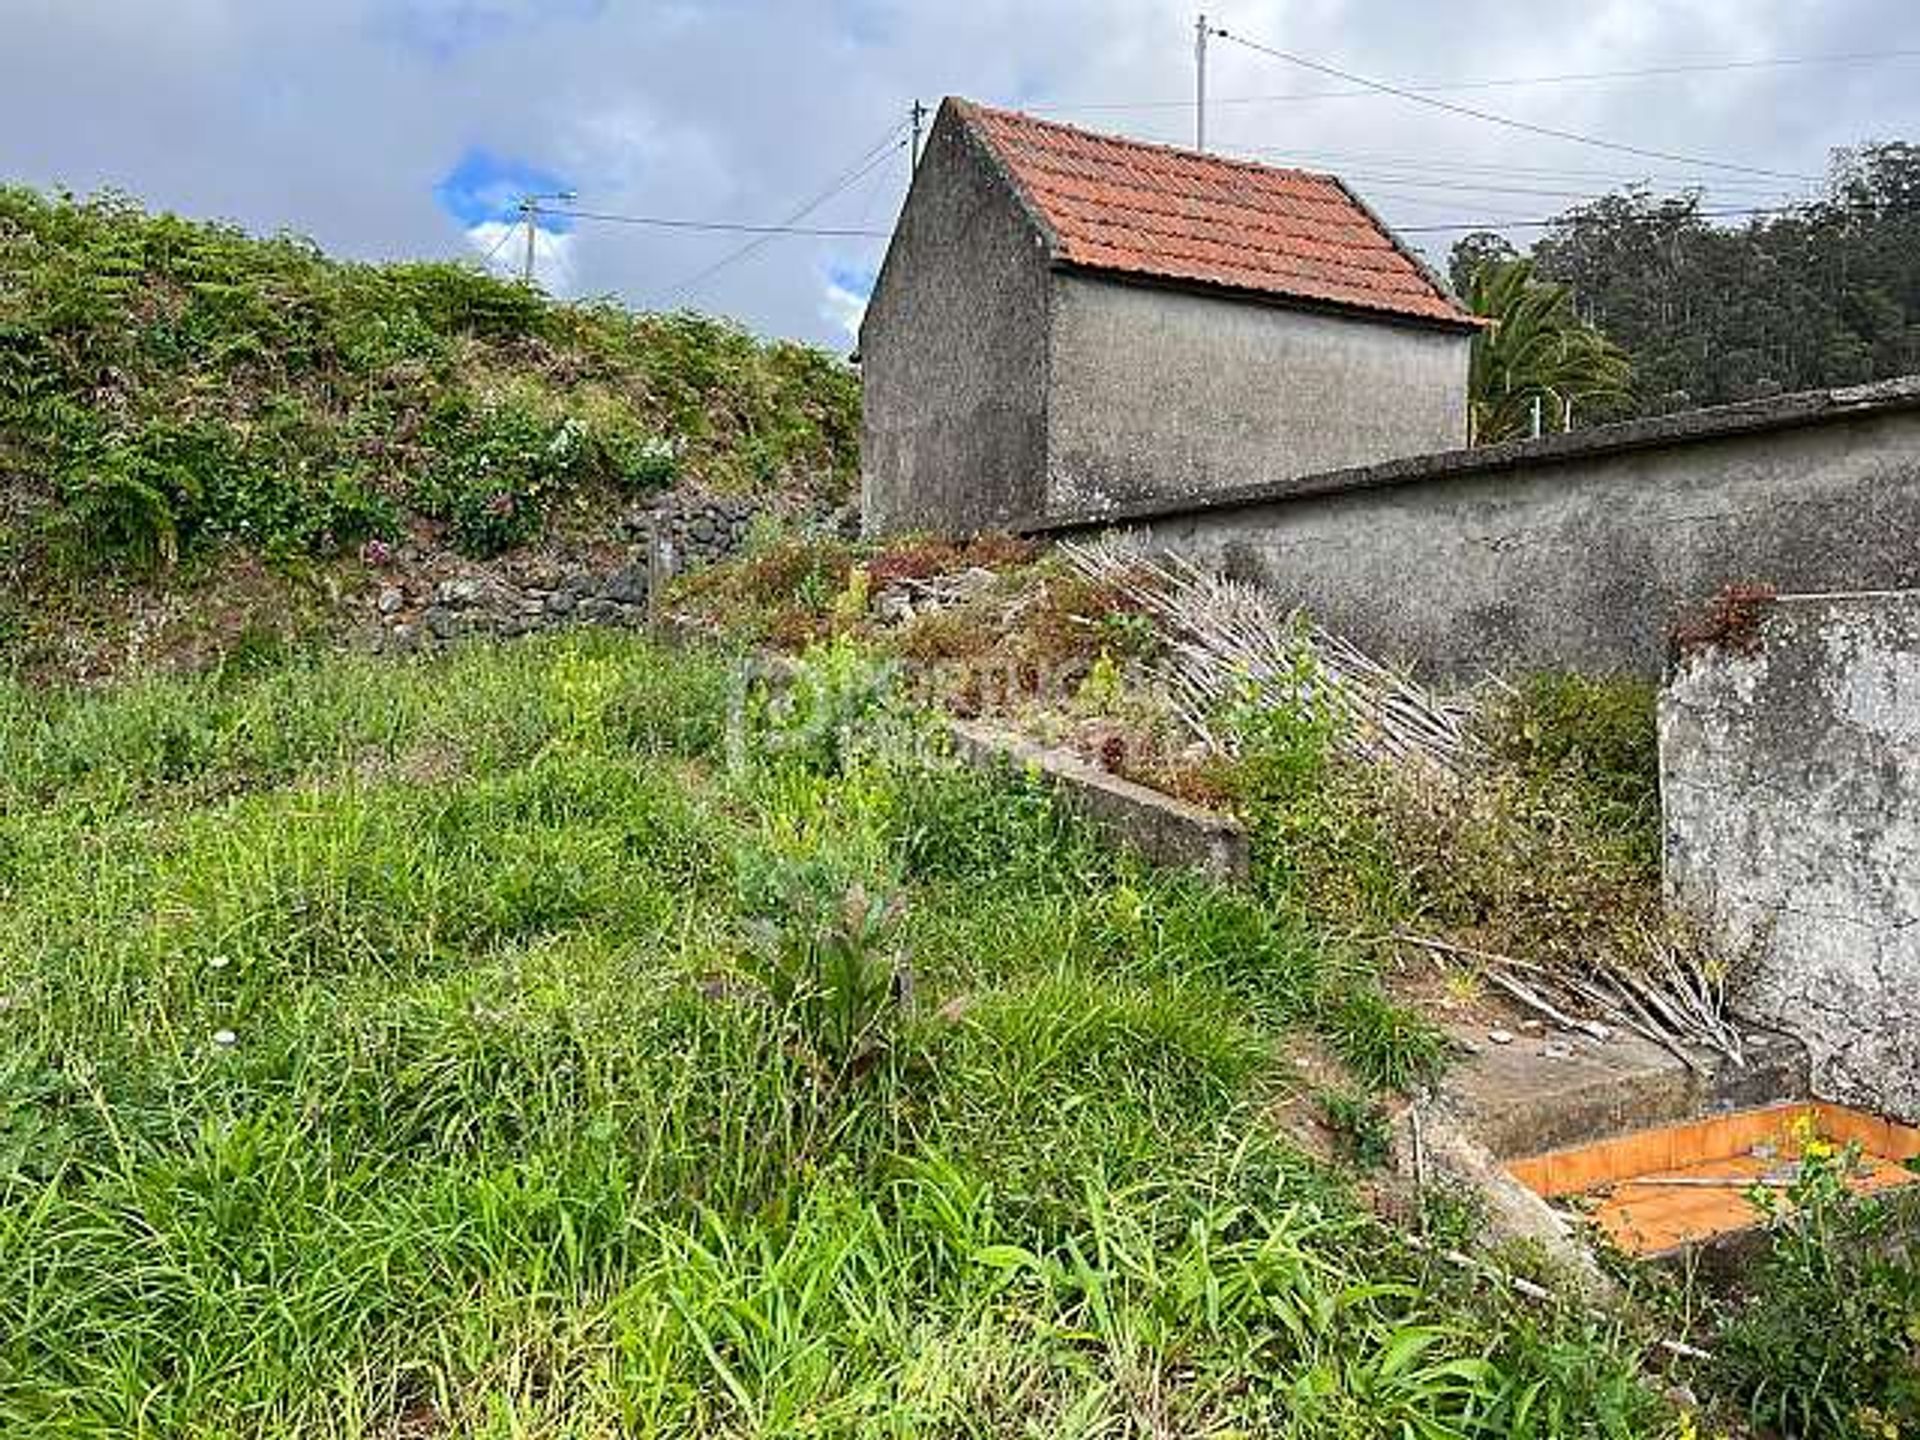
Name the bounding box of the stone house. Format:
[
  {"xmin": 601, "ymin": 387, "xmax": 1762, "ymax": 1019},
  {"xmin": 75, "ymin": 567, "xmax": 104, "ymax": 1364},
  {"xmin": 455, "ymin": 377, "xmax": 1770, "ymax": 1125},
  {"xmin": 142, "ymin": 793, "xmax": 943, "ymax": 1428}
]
[{"xmin": 858, "ymin": 98, "xmax": 1481, "ymax": 535}]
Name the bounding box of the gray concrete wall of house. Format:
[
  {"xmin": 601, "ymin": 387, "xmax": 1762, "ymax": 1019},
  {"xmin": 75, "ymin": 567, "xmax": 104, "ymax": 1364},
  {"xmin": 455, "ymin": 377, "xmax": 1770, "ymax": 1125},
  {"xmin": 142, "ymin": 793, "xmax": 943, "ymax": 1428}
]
[
  {"xmin": 859, "ymin": 104, "xmax": 1052, "ymax": 536},
  {"xmin": 1043, "ymin": 272, "xmax": 1473, "ymax": 515},
  {"xmin": 1660, "ymin": 591, "xmax": 1920, "ymax": 1124},
  {"xmin": 1035, "ymin": 381, "xmax": 1920, "ymax": 681}
]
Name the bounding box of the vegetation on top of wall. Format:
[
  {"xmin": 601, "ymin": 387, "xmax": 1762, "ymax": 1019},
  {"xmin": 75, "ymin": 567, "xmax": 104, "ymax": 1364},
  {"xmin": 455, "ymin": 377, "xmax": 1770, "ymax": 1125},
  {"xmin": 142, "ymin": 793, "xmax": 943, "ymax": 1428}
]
[{"xmin": 0, "ymin": 186, "xmax": 859, "ymax": 581}]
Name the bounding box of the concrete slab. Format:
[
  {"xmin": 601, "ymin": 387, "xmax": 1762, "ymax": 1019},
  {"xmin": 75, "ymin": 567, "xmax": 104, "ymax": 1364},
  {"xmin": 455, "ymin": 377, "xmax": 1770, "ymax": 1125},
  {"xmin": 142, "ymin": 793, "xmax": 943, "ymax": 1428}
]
[
  {"xmin": 947, "ymin": 719, "xmax": 1250, "ymax": 885},
  {"xmin": 1439, "ymin": 1024, "xmax": 1809, "ymax": 1161}
]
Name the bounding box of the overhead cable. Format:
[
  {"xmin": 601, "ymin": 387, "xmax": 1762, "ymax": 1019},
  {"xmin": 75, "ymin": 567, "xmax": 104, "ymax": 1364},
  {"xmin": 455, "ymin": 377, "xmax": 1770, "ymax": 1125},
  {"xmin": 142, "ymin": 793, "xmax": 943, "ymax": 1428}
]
[
  {"xmin": 1213, "ymin": 27, "xmax": 1819, "ymax": 184},
  {"xmin": 547, "ymin": 209, "xmax": 889, "ymax": 238},
  {"xmin": 1042, "ymin": 46, "xmax": 1920, "ymax": 114},
  {"xmin": 657, "ymin": 123, "xmax": 910, "ymax": 301}
]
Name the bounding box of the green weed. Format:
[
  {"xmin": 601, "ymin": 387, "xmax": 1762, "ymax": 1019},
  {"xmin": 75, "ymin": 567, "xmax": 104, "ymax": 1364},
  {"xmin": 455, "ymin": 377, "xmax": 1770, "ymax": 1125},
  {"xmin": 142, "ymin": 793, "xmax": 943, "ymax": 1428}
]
[
  {"xmin": 1712, "ymin": 1137, "xmax": 1920, "ymax": 1437},
  {"xmin": 0, "ymin": 631, "xmax": 1679, "ymax": 1434},
  {"xmin": 1320, "ymin": 1089, "xmax": 1395, "ymax": 1170}
]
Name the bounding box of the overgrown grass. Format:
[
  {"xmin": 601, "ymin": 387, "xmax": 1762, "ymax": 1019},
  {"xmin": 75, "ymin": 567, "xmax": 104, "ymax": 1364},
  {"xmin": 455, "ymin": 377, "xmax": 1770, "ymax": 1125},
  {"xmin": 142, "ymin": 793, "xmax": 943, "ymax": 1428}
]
[
  {"xmin": 0, "ymin": 186, "xmax": 858, "ymax": 582},
  {"xmin": 0, "ymin": 632, "xmax": 1672, "ymax": 1436}
]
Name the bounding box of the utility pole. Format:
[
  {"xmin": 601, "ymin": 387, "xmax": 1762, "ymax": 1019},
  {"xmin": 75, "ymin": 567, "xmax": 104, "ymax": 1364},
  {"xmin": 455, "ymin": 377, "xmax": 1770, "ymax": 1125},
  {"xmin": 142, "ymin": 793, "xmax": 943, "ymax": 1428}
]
[
  {"xmin": 516, "ymin": 189, "xmax": 577, "ymax": 288},
  {"xmin": 1194, "ymin": 13, "xmax": 1208, "ymax": 151},
  {"xmin": 519, "ymin": 197, "xmax": 539, "ymax": 285},
  {"xmin": 910, "ymin": 99, "xmax": 928, "ymax": 171}
]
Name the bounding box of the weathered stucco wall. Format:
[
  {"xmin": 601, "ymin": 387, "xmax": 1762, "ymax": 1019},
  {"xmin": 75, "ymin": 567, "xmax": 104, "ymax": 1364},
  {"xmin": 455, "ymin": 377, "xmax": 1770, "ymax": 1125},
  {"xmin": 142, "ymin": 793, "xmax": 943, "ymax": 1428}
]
[
  {"xmin": 1043, "ymin": 383, "xmax": 1920, "ymax": 680},
  {"xmin": 1660, "ymin": 592, "xmax": 1920, "ymax": 1124},
  {"xmin": 859, "ymin": 106, "xmax": 1051, "ymax": 535},
  {"xmin": 1044, "ymin": 272, "xmax": 1471, "ymax": 514}
]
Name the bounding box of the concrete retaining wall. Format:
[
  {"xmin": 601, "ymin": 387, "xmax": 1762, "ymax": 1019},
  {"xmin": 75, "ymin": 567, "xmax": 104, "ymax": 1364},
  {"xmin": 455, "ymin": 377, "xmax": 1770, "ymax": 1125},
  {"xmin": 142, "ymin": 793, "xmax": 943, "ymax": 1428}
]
[
  {"xmin": 947, "ymin": 720, "xmax": 1250, "ymax": 884},
  {"xmin": 1661, "ymin": 591, "xmax": 1920, "ymax": 1124},
  {"xmin": 1039, "ymin": 380, "xmax": 1920, "ymax": 682}
]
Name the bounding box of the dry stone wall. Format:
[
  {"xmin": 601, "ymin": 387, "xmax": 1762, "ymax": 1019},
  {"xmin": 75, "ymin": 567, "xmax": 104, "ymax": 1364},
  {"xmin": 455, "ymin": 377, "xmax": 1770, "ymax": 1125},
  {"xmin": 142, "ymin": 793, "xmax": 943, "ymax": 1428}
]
[{"xmin": 363, "ymin": 489, "xmax": 860, "ymax": 653}]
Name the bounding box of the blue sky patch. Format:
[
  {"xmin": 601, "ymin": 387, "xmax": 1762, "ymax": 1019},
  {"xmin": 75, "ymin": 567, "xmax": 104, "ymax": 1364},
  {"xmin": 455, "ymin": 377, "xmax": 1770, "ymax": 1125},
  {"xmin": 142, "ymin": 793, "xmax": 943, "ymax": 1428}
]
[
  {"xmin": 433, "ymin": 148, "xmax": 576, "ymax": 231},
  {"xmin": 826, "ymin": 261, "xmax": 876, "ymax": 300}
]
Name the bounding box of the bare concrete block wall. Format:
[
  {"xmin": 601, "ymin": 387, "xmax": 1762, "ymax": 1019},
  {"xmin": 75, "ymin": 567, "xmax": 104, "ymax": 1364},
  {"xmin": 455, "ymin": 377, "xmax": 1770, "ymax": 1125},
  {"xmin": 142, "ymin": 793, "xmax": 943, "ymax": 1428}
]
[
  {"xmin": 1044, "ymin": 273, "xmax": 1470, "ymax": 515},
  {"xmin": 1040, "ymin": 382, "xmax": 1920, "ymax": 681},
  {"xmin": 1660, "ymin": 592, "xmax": 1920, "ymax": 1124}
]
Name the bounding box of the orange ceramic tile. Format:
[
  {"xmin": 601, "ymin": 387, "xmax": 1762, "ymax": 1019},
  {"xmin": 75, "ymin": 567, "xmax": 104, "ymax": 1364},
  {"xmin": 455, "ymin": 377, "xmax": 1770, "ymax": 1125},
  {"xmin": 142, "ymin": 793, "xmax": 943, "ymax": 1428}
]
[
  {"xmin": 1506, "ymin": 1155, "xmax": 1552, "ymax": 1192},
  {"xmin": 1886, "ymin": 1118, "xmax": 1920, "ymax": 1163},
  {"xmin": 1507, "ymin": 1103, "xmax": 1920, "ymax": 1256},
  {"xmin": 1544, "ymin": 1139, "xmax": 1626, "ymax": 1198},
  {"xmin": 1709, "ymin": 1104, "xmax": 1803, "ymax": 1160},
  {"xmin": 955, "ymin": 101, "xmax": 1481, "ymax": 327}
]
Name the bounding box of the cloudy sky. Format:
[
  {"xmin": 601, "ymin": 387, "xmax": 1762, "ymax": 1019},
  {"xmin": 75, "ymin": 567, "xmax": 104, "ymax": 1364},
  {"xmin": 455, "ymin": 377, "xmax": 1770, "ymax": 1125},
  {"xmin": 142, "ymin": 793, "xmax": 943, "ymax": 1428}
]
[{"xmin": 4, "ymin": 1, "xmax": 1915, "ymax": 349}]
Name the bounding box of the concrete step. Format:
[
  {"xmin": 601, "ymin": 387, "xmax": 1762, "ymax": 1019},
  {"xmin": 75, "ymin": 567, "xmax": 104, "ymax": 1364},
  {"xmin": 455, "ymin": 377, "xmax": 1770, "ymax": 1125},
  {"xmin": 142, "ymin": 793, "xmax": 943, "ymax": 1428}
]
[{"xmin": 1438, "ymin": 1022, "xmax": 1808, "ymax": 1161}]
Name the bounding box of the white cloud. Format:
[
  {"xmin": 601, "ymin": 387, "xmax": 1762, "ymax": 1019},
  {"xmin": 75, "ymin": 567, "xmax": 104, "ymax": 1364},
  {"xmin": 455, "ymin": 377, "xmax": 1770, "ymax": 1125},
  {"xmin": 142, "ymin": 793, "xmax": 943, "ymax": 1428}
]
[
  {"xmin": 820, "ymin": 271, "xmax": 869, "ymax": 346},
  {"xmin": 464, "ymin": 220, "xmax": 576, "ymax": 294},
  {"xmin": 2, "ymin": 0, "xmax": 1912, "ymax": 345}
]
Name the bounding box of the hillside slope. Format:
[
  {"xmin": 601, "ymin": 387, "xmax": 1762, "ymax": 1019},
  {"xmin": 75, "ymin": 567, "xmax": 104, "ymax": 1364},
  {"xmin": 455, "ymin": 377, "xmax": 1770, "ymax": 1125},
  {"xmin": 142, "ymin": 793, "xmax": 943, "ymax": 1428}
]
[{"xmin": 0, "ymin": 187, "xmax": 859, "ymax": 676}]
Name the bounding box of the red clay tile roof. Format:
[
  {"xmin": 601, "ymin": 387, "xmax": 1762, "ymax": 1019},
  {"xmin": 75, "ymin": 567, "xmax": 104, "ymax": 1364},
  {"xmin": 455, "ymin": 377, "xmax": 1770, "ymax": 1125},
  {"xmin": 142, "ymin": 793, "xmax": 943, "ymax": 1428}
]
[{"xmin": 955, "ymin": 100, "xmax": 1475, "ymax": 328}]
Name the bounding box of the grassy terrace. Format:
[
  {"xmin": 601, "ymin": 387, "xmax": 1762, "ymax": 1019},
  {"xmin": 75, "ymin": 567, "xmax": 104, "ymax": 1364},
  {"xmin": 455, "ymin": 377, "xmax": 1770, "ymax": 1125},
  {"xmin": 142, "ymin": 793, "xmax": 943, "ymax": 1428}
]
[{"xmin": 0, "ymin": 634, "xmax": 1663, "ymax": 1437}]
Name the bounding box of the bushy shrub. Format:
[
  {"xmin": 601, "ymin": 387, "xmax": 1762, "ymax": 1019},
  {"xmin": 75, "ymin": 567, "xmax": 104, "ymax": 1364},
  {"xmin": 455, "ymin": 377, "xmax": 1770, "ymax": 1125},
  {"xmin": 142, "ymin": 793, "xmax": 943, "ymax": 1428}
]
[
  {"xmin": 1224, "ymin": 652, "xmax": 1410, "ymax": 929},
  {"xmin": 411, "ymin": 395, "xmax": 584, "ymax": 557},
  {"xmin": 0, "ymin": 185, "xmax": 861, "ymax": 586},
  {"xmin": 49, "ymin": 420, "xmax": 397, "ymax": 570},
  {"xmin": 602, "ymin": 431, "xmax": 679, "ymax": 491},
  {"xmin": 1485, "ymin": 671, "xmax": 1660, "ymax": 867}
]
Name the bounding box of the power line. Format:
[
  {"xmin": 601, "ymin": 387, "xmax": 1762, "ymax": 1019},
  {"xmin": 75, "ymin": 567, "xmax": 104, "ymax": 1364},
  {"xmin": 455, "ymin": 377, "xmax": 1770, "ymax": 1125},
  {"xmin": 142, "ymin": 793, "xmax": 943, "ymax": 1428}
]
[
  {"xmin": 1390, "ymin": 200, "xmax": 1832, "ymax": 235},
  {"xmin": 1202, "ymin": 143, "xmax": 1803, "ymax": 192},
  {"xmin": 1119, "ymin": 124, "xmax": 1805, "ymax": 192},
  {"xmin": 1040, "ymin": 46, "xmax": 1920, "ymax": 115},
  {"xmin": 1049, "ymin": 114, "xmax": 1811, "ymax": 191},
  {"xmin": 548, "ymin": 208, "xmax": 890, "ymax": 238},
  {"xmin": 1283, "ymin": 166, "xmax": 1803, "ymax": 205},
  {"xmin": 1348, "ymin": 187, "xmax": 1544, "ymax": 223},
  {"xmin": 656, "ymin": 122, "xmax": 910, "ymax": 303},
  {"xmin": 1212, "ymin": 26, "xmax": 1820, "ymax": 184},
  {"xmin": 477, "ymin": 221, "xmax": 519, "ymax": 269}
]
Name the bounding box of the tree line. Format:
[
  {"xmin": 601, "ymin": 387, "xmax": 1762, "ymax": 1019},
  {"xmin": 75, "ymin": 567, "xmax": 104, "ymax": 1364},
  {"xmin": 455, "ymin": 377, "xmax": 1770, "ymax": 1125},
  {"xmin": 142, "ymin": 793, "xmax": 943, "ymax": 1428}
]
[{"xmin": 1451, "ymin": 140, "xmax": 1920, "ymax": 442}]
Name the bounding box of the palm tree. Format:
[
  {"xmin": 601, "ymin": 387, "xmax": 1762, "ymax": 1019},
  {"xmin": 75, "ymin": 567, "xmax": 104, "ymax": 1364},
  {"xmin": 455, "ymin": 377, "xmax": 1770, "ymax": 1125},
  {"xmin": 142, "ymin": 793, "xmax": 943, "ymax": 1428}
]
[{"xmin": 1466, "ymin": 258, "xmax": 1632, "ymax": 444}]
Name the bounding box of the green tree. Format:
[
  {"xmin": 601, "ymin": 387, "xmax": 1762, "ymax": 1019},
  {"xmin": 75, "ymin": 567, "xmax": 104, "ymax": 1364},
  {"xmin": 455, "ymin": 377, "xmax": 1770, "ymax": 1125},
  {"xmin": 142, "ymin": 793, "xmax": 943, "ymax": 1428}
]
[
  {"xmin": 1447, "ymin": 229, "xmax": 1517, "ymax": 300},
  {"xmin": 1464, "ymin": 258, "xmax": 1633, "ymax": 445},
  {"xmin": 1514, "ymin": 143, "xmax": 1920, "ymax": 420}
]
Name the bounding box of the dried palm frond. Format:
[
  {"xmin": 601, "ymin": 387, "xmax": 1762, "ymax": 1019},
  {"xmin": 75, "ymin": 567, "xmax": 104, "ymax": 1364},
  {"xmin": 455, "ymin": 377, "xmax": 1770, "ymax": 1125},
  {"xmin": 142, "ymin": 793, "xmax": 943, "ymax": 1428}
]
[
  {"xmin": 1395, "ymin": 930, "xmax": 1746, "ymax": 1068},
  {"xmin": 1061, "ymin": 534, "xmax": 1746, "ymax": 1065},
  {"xmin": 1060, "ymin": 534, "xmax": 1478, "ymax": 777}
]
